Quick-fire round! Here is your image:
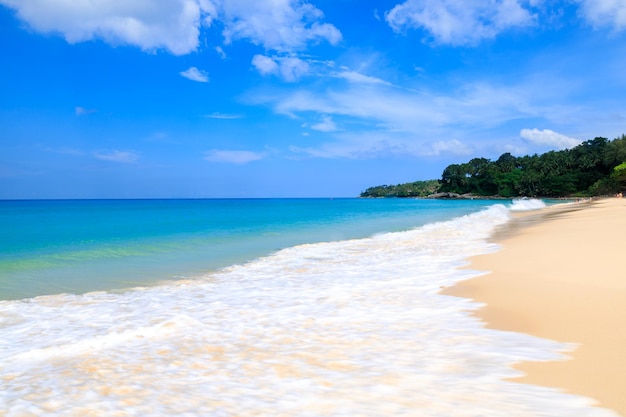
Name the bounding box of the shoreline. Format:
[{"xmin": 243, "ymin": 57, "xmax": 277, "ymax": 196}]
[{"xmin": 444, "ymin": 198, "xmax": 626, "ymax": 416}]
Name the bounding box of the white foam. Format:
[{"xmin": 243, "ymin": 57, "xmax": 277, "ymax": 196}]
[
  {"xmin": 509, "ymin": 198, "xmax": 547, "ymax": 211},
  {"xmin": 0, "ymin": 205, "xmax": 618, "ymax": 416}
]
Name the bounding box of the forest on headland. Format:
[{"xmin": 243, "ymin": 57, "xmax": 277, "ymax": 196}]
[{"xmin": 361, "ymin": 135, "xmax": 626, "ymax": 198}]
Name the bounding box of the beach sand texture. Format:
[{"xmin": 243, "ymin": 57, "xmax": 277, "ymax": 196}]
[{"xmin": 445, "ymin": 197, "xmax": 626, "ymax": 416}]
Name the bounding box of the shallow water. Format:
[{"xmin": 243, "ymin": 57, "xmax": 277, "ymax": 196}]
[{"xmin": 0, "ymin": 198, "xmax": 495, "ymax": 300}]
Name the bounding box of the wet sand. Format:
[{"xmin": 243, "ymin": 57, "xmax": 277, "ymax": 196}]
[{"xmin": 444, "ymin": 198, "xmax": 626, "ymax": 416}]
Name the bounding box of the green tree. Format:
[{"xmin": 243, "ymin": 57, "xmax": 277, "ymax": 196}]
[
  {"xmin": 613, "ymin": 161, "xmax": 626, "ymax": 188},
  {"xmin": 440, "ymin": 164, "xmax": 469, "ymax": 193},
  {"xmin": 494, "ymin": 152, "xmax": 519, "ymax": 173},
  {"xmin": 604, "ymin": 134, "xmax": 626, "ymax": 168},
  {"xmin": 360, "ymin": 180, "xmax": 440, "ymax": 198},
  {"xmin": 494, "ymin": 169, "xmax": 522, "ymax": 197}
]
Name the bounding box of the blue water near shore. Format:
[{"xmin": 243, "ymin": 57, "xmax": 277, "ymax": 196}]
[
  {"xmin": 1, "ymin": 198, "xmax": 496, "ymax": 300},
  {"xmin": 0, "ymin": 198, "xmax": 618, "ymax": 416}
]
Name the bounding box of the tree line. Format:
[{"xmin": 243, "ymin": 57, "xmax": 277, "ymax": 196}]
[{"xmin": 361, "ymin": 135, "xmax": 626, "ymax": 198}]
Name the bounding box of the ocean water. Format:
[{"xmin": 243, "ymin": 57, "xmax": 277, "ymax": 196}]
[
  {"xmin": 0, "ymin": 198, "xmax": 618, "ymax": 416},
  {"xmin": 0, "ymin": 198, "xmax": 499, "ymax": 300}
]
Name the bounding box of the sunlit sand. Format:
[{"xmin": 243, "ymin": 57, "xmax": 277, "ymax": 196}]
[{"xmin": 446, "ymin": 198, "xmax": 626, "ymax": 416}]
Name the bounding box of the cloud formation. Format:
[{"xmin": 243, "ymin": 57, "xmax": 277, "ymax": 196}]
[
  {"xmin": 385, "ymin": 0, "xmax": 537, "ymax": 45},
  {"xmin": 520, "ymin": 128, "xmax": 582, "ymax": 149},
  {"xmin": 4, "ymin": 0, "xmax": 623, "ymax": 61},
  {"xmin": 220, "ymin": 0, "xmax": 341, "ymax": 51},
  {"xmin": 577, "ymin": 0, "xmax": 626, "ymax": 31},
  {"xmin": 180, "ymin": 66, "xmax": 209, "ymax": 82},
  {"xmin": 252, "ymin": 55, "xmax": 310, "ymax": 82},
  {"xmin": 93, "ymin": 150, "xmax": 139, "ymax": 163},
  {"xmin": 0, "ymin": 0, "xmax": 213, "ymax": 55},
  {"xmin": 310, "ymin": 115, "xmax": 338, "ymax": 132},
  {"xmin": 204, "ymin": 149, "xmax": 265, "ymax": 164},
  {"xmin": 256, "ymin": 79, "xmax": 543, "ymax": 138},
  {"xmin": 0, "ymin": 0, "xmax": 341, "ymax": 55},
  {"xmin": 334, "ymin": 70, "xmax": 392, "ymax": 86},
  {"xmin": 246, "ymin": 67, "xmax": 602, "ymax": 159}
]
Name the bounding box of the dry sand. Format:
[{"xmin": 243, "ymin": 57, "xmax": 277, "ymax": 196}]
[{"xmin": 444, "ymin": 197, "xmax": 626, "ymax": 416}]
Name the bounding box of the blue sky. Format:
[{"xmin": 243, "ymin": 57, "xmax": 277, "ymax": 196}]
[{"xmin": 1, "ymin": 0, "xmax": 625, "ymax": 198}]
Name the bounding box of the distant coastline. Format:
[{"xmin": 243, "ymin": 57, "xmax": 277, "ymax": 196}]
[{"xmin": 361, "ymin": 135, "xmax": 626, "ymax": 199}]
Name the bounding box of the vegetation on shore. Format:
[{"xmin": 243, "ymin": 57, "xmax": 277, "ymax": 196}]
[
  {"xmin": 361, "ymin": 135, "xmax": 626, "ymax": 198},
  {"xmin": 359, "ymin": 180, "xmax": 441, "ymax": 198}
]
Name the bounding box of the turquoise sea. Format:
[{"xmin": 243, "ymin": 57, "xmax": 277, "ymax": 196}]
[
  {"xmin": 0, "ymin": 198, "xmax": 617, "ymax": 417},
  {"xmin": 0, "ymin": 198, "xmax": 498, "ymax": 300}
]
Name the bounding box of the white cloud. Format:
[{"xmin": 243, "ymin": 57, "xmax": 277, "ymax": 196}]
[
  {"xmin": 180, "ymin": 66, "xmax": 209, "ymax": 82},
  {"xmin": 279, "ymin": 57, "xmax": 310, "ymax": 82},
  {"xmin": 385, "ymin": 0, "xmax": 537, "ymax": 45},
  {"xmin": 334, "ymin": 70, "xmax": 391, "ymax": 85},
  {"xmin": 204, "ymin": 149, "xmax": 265, "ymax": 164},
  {"xmin": 221, "ymin": 0, "xmax": 341, "ymax": 52},
  {"xmin": 577, "ymin": 0, "xmax": 626, "ymax": 31},
  {"xmin": 93, "ymin": 150, "xmax": 139, "ymax": 163},
  {"xmin": 520, "ymin": 128, "xmax": 582, "ymax": 149},
  {"xmin": 310, "ymin": 115, "xmax": 338, "ymax": 132},
  {"xmin": 0, "ymin": 0, "xmax": 217, "ymax": 55},
  {"xmin": 0, "ymin": 0, "xmax": 340, "ymax": 55},
  {"xmin": 252, "ymin": 54, "xmax": 280, "ymax": 76},
  {"xmin": 252, "ymin": 55, "xmax": 310, "ymax": 82},
  {"xmin": 215, "ymin": 45, "xmax": 226, "ymax": 59}
]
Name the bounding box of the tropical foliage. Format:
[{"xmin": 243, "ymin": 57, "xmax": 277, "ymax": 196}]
[
  {"xmin": 360, "ymin": 180, "xmax": 440, "ymax": 198},
  {"xmin": 361, "ymin": 135, "xmax": 626, "ymax": 198}
]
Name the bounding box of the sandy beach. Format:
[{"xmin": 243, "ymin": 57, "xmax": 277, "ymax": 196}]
[{"xmin": 445, "ymin": 197, "xmax": 626, "ymax": 416}]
